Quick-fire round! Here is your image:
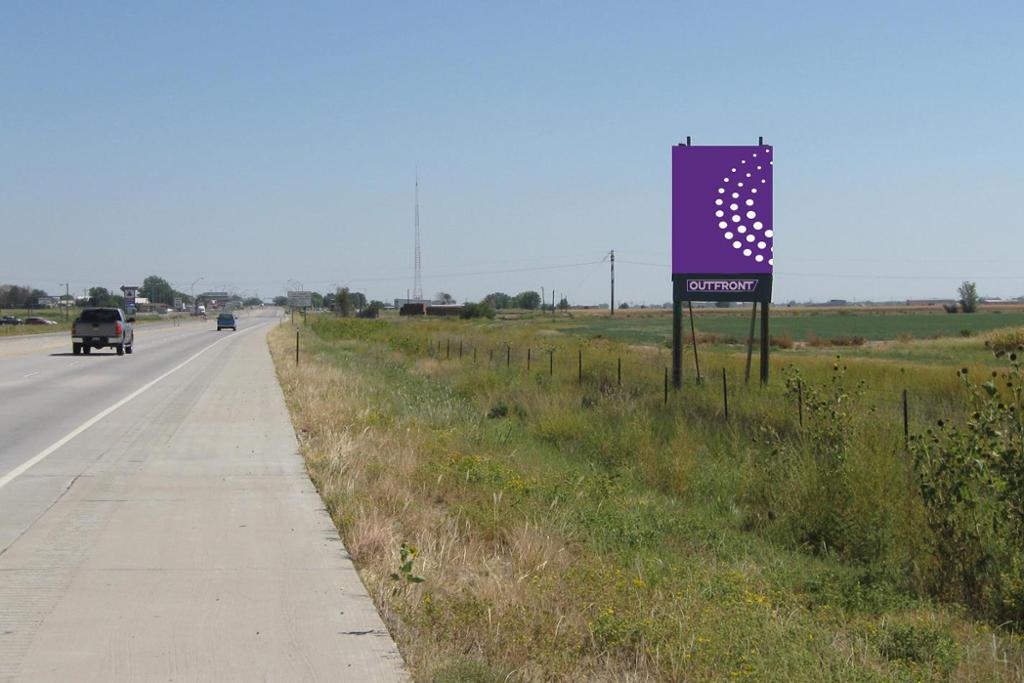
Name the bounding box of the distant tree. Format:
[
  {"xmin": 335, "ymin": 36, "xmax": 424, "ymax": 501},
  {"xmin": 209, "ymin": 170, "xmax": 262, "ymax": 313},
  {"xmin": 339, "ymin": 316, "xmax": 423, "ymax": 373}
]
[
  {"xmin": 350, "ymin": 291, "xmax": 367, "ymax": 310},
  {"xmin": 87, "ymin": 287, "xmax": 124, "ymax": 307},
  {"xmin": 715, "ymin": 301, "xmax": 733, "ymax": 309},
  {"xmin": 243, "ymin": 296, "xmax": 263, "ymax": 307},
  {"xmin": 357, "ymin": 300, "xmax": 384, "ymax": 319},
  {"xmin": 461, "ymin": 302, "xmax": 496, "ymax": 319},
  {"xmin": 88, "ymin": 287, "xmax": 111, "ymax": 306},
  {"xmin": 0, "ymin": 284, "xmax": 36, "ymax": 309},
  {"xmin": 310, "ymin": 292, "xmax": 324, "ymax": 309},
  {"xmin": 28, "ymin": 288, "xmax": 51, "ymax": 307},
  {"xmin": 335, "ymin": 287, "xmax": 354, "ymax": 317},
  {"xmin": 272, "ymin": 296, "xmax": 288, "ymax": 307},
  {"xmin": 958, "ymin": 281, "xmax": 979, "ymax": 313},
  {"xmin": 558, "ymin": 296, "xmax": 569, "ymax": 310},
  {"xmin": 140, "ymin": 275, "xmax": 175, "ymax": 306},
  {"xmin": 484, "ymin": 292, "xmax": 514, "ymax": 309},
  {"xmin": 322, "ymin": 292, "xmax": 335, "ymax": 310},
  {"xmin": 514, "ymin": 291, "xmax": 541, "ymax": 310},
  {"xmin": 436, "ymin": 292, "xmax": 455, "ymax": 304},
  {"xmin": 619, "ymin": 302, "xmax": 630, "ymax": 309}
]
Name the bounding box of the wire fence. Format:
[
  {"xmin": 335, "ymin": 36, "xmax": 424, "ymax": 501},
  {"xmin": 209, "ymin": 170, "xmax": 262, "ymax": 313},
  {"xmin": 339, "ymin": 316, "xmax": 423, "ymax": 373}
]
[{"xmin": 404, "ymin": 332, "xmax": 970, "ymax": 448}]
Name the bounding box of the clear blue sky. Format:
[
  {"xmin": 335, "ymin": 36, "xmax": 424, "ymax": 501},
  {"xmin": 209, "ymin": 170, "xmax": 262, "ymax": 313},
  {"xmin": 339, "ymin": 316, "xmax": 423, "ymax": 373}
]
[{"xmin": 3, "ymin": 1, "xmax": 1022, "ymax": 304}]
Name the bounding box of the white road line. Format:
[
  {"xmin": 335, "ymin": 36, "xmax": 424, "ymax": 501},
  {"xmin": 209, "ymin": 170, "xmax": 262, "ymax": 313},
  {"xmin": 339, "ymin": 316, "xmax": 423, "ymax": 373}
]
[
  {"xmin": 23, "ymin": 371, "xmax": 39, "ymax": 378},
  {"xmin": 0, "ymin": 323, "xmax": 269, "ymax": 490}
]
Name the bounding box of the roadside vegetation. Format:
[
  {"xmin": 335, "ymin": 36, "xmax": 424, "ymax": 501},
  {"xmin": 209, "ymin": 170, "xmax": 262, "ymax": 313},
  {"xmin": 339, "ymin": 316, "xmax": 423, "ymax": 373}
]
[{"xmin": 269, "ymin": 315, "xmax": 1024, "ymax": 681}]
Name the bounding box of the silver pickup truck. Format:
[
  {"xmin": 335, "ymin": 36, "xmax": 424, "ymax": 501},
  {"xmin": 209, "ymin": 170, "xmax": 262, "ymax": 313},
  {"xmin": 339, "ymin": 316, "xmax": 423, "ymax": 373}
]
[{"xmin": 72, "ymin": 307, "xmax": 135, "ymax": 356}]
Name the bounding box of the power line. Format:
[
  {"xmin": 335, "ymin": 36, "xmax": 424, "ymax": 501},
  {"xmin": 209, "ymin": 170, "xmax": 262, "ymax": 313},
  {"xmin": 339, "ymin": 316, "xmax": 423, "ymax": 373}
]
[{"xmin": 616, "ymin": 260, "xmax": 1024, "ymax": 281}]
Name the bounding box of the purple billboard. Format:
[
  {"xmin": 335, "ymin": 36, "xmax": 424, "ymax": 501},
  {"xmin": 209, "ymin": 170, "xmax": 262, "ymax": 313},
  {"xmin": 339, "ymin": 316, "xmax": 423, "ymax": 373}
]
[{"xmin": 672, "ymin": 145, "xmax": 773, "ymax": 275}]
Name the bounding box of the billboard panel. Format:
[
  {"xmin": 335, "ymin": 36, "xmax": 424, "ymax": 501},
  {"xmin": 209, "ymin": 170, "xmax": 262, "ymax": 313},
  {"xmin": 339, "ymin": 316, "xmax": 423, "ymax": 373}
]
[
  {"xmin": 672, "ymin": 145, "xmax": 773, "ymax": 276},
  {"xmin": 120, "ymin": 285, "xmax": 139, "ymax": 309},
  {"xmin": 287, "ymin": 291, "xmax": 313, "ymax": 308}
]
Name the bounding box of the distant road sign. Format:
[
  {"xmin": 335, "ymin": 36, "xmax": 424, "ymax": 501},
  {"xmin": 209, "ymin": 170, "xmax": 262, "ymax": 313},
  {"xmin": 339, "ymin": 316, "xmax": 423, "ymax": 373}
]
[
  {"xmin": 121, "ymin": 285, "xmax": 139, "ymax": 309},
  {"xmin": 287, "ymin": 291, "xmax": 313, "ymax": 308}
]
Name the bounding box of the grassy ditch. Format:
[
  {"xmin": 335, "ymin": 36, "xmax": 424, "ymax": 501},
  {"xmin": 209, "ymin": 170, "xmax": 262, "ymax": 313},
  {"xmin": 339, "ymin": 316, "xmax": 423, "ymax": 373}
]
[{"xmin": 269, "ymin": 318, "xmax": 1024, "ymax": 682}]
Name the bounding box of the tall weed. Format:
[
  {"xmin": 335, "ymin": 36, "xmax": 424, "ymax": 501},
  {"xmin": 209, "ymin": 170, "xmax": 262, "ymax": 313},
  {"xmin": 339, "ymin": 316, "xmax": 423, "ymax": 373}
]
[{"xmin": 911, "ymin": 352, "xmax": 1024, "ymax": 627}]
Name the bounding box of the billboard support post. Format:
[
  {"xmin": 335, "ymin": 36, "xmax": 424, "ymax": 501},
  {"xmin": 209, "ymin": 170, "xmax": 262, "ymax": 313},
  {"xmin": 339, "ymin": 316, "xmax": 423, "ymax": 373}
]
[
  {"xmin": 688, "ymin": 302, "xmax": 701, "ymax": 383},
  {"xmin": 672, "ymin": 139, "xmax": 773, "ymax": 386},
  {"xmin": 760, "ymin": 301, "xmax": 770, "ymax": 384},
  {"xmin": 672, "ymin": 300, "xmax": 682, "ymax": 388},
  {"xmin": 744, "ymin": 302, "xmax": 757, "ymax": 385}
]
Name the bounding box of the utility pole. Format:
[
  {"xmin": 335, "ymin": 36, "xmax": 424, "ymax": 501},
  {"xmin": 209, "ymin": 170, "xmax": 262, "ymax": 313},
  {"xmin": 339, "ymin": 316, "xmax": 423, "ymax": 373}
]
[
  {"xmin": 541, "ymin": 286, "xmax": 545, "ymax": 315},
  {"xmin": 412, "ymin": 171, "xmax": 422, "ymax": 302},
  {"xmin": 60, "ymin": 283, "xmax": 69, "ymax": 320},
  {"xmin": 609, "ymin": 250, "xmax": 615, "ymax": 316},
  {"xmin": 190, "ymin": 277, "xmax": 204, "ymax": 314}
]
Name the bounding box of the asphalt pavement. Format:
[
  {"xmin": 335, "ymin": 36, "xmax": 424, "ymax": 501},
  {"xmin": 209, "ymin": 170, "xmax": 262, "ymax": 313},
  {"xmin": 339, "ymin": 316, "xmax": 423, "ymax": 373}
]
[{"xmin": 0, "ymin": 309, "xmax": 407, "ymax": 681}]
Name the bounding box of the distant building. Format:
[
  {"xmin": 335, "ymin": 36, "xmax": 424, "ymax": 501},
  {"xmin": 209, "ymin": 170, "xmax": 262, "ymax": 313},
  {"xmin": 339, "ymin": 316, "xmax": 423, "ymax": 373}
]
[
  {"xmin": 197, "ymin": 290, "xmax": 241, "ymax": 309},
  {"xmin": 394, "ymin": 297, "xmax": 438, "ymax": 309},
  {"xmin": 426, "ymin": 304, "xmax": 464, "ymax": 317},
  {"xmin": 905, "ymin": 298, "xmax": 957, "ymax": 306},
  {"xmin": 399, "ymin": 303, "xmax": 427, "ymax": 316}
]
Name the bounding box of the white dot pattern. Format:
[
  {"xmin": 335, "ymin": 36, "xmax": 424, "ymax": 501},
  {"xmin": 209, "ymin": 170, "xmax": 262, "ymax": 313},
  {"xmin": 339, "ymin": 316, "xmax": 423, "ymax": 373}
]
[{"xmin": 710, "ymin": 147, "xmax": 773, "ymax": 266}]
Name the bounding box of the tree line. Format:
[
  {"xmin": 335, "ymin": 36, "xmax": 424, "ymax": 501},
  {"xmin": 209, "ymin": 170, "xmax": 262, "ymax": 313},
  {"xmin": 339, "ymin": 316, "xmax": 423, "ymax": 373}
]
[{"xmin": 1, "ymin": 274, "xmax": 258, "ymax": 311}]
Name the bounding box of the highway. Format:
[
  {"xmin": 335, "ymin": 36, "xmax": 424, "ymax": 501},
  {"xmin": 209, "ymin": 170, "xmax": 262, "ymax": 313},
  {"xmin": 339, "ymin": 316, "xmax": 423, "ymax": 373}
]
[{"xmin": 0, "ymin": 309, "xmax": 406, "ymax": 681}]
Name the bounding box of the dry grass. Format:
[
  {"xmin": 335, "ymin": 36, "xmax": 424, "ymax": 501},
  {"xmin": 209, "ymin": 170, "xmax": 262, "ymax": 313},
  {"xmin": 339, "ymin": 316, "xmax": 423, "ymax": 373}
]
[{"xmin": 269, "ymin": 328, "xmax": 635, "ymax": 680}]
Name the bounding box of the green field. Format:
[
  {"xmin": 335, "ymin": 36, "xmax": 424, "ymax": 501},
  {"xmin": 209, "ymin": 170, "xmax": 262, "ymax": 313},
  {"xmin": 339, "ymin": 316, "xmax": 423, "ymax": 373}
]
[{"xmin": 553, "ymin": 310, "xmax": 1024, "ymax": 347}]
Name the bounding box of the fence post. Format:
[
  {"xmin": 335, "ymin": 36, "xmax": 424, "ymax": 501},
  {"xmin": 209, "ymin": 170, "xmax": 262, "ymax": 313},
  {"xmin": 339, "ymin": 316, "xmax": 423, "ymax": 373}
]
[
  {"xmin": 617, "ymin": 357, "xmax": 622, "ymax": 387},
  {"xmin": 295, "ymin": 330, "xmax": 299, "ymax": 366},
  {"xmin": 489, "ymin": 348, "xmax": 493, "ymax": 363},
  {"xmin": 902, "ymin": 389, "xmax": 909, "ymax": 448},
  {"xmin": 447, "ymin": 338, "xmax": 450, "ymax": 360},
  {"xmin": 664, "ymin": 367, "xmax": 668, "ymax": 405},
  {"xmin": 549, "ymin": 350, "xmax": 554, "ymax": 377},
  {"xmin": 578, "ymin": 349, "xmax": 583, "ymax": 385},
  {"xmin": 473, "ymin": 347, "xmax": 477, "ymax": 363},
  {"xmin": 507, "ymin": 345, "xmax": 511, "ymax": 368},
  {"xmin": 459, "ymin": 339, "xmax": 463, "ymax": 359},
  {"xmin": 722, "ymin": 368, "xmax": 729, "ymax": 420},
  {"xmin": 527, "ymin": 348, "xmax": 531, "ymax": 372},
  {"xmin": 798, "ymin": 382, "xmax": 804, "ymax": 427}
]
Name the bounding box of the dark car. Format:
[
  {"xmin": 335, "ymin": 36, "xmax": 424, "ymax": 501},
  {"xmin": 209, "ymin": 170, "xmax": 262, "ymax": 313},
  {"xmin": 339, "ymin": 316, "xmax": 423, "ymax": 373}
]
[
  {"xmin": 71, "ymin": 307, "xmax": 134, "ymax": 355},
  {"xmin": 0, "ymin": 316, "xmax": 22, "ymax": 325},
  {"xmin": 24, "ymin": 317, "xmax": 58, "ymax": 325},
  {"xmin": 217, "ymin": 312, "xmax": 236, "ymax": 331}
]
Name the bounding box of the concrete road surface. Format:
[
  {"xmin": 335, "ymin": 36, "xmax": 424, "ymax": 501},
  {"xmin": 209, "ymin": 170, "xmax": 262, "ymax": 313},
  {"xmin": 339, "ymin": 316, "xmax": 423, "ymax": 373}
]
[{"xmin": 0, "ymin": 309, "xmax": 406, "ymax": 681}]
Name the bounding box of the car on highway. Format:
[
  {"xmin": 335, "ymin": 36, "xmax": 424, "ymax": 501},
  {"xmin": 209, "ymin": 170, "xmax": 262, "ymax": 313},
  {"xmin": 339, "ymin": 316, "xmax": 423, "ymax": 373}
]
[
  {"xmin": 72, "ymin": 307, "xmax": 134, "ymax": 355},
  {"xmin": 216, "ymin": 312, "xmax": 237, "ymax": 331},
  {"xmin": 0, "ymin": 316, "xmax": 22, "ymax": 325},
  {"xmin": 24, "ymin": 317, "xmax": 58, "ymax": 325}
]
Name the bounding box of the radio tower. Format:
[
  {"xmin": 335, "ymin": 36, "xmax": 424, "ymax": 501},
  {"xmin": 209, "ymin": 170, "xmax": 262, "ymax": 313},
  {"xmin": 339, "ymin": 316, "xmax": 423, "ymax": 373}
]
[{"xmin": 413, "ymin": 171, "xmax": 423, "ymax": 302}]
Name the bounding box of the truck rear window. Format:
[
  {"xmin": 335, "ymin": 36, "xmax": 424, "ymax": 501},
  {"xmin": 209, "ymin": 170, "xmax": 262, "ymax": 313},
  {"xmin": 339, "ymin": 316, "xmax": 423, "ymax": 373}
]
[{"xmin": 79, "ymin": 309, "xmax": 120, "ymax": 323}]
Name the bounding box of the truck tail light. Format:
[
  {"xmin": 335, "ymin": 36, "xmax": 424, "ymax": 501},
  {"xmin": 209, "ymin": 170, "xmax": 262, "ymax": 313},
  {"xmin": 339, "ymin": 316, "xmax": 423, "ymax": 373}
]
[{"xmin": 115, "ymin": 322, "xmax": 123, "ymax": 336}]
